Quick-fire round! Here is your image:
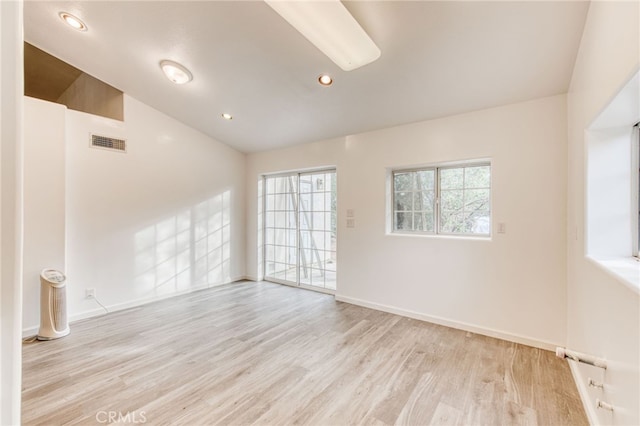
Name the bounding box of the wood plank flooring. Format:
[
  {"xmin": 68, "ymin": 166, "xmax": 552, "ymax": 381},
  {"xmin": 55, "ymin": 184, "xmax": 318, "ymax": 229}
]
[{"xmin": 22, "ymin": 281, "xmax": 587, "ymax": 425}]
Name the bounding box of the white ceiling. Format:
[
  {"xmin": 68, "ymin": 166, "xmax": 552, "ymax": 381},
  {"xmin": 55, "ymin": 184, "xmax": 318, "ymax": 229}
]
[{"xmin": 24, "ymin": 1, "xmax": 589, "ymax": 153}]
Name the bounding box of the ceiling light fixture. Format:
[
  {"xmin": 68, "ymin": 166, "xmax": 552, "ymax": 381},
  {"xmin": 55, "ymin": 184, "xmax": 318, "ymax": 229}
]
[
  {"xmin": 221, "ymin": 113, "xmax": 233, "ymax": 120},
  {"xmin": 159, "ymin": 60, "xmax": 193, "ymax": 85},
  {"xmin": 318, "ymin": 74, "xmax": 333, "ymax": 86},
  {"xmin": 265, "ymin": 0, "xmax": 381, "ymax": 72},
  {"xmin": 59, "ymin": 12, "xmax": 87, "ymax": 31}
]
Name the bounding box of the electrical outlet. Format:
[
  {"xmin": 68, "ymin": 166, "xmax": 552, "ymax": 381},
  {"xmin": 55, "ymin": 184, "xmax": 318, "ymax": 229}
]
[{"xmin": 85, "ymin": 288, "xmax": 96, "ymax": 299}]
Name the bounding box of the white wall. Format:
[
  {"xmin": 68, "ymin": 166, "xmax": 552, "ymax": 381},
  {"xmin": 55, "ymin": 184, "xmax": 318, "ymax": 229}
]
[
  {"xmin": 0, "ymin": 0, "xmax": 24, "ymax": 423},
  {"xmin": 22, "ymin": 95, "xmax": 246, "ymax": 333},
  {"xmin": 247, "ymin": 94, "xmax": 568, "ymax": 349},
  {"xmin": 22, "ymin": 97, "xmax": 66, "ymax": 331},
  {"xmin": 567, "ymin": 1, "xmax": 640, "ymax": 425}
]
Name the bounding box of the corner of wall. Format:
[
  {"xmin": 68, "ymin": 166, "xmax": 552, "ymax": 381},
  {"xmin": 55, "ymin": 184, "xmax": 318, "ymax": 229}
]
[{"xmin": 0, "ymin": 1, "xmax": 24, "ymax": 423}]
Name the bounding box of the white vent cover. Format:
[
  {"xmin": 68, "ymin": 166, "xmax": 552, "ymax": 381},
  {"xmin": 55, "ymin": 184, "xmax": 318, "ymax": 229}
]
[{"xmin": 90, "ymin": 134, "xmax": 126, "ymax": 152}]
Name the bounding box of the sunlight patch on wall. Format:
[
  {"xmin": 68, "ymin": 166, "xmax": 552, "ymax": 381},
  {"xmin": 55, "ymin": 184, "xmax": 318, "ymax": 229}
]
[{"xmin": 134, "ymin": 191, "xmax": 232, "ymax": 298}]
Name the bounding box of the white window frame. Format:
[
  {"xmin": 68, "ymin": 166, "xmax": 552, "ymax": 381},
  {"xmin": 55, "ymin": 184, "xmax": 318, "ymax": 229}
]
[
  {"xmin": 632, "ymin": 123, "xmax": 640, "ymax": 258},
  {"xmin": 391, "ymin": 167, "xmax": 437, "ymax": 234},
  {"xmin": 584, "ymin": 70, "xmax": 639, "ymax": 293},
  {"xmin": 391, "ymin": 161, "xmax": 492, "ymax": 237}
]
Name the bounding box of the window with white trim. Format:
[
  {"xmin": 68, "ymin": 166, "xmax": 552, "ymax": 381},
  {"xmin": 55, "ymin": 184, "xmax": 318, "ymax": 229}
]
[
  {"xmin": 633, "ymin": 123, "xmax": 640, "ymax": 257},
  {"xmin": 392, "ymin": 163, "xmax": 491, "ymax": 236}
]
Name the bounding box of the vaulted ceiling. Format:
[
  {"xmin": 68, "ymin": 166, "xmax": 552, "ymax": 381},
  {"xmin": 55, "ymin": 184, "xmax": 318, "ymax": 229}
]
[{"xmin": 24, "ymin": 1, "xmax": 590, "ymax": 153}]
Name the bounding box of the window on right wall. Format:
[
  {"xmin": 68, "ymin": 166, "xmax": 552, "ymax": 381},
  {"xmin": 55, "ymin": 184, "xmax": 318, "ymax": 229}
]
[
  {"xmin": 633, "ymin": 123, "xmax": 640, "ymax": 258},
  {"xmin": 392, "ymin": 162, "xmax": 491, "ymax": 236}
]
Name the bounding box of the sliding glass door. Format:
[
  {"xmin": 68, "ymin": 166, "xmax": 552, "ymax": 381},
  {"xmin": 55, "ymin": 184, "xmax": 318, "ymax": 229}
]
[
  {"xmin": 264, "ymin": 174, "xmax": 299, "ymax": 284},
  {"xmin": 263, "ymin": 170, "xmax": 337, "ymax": 292}
]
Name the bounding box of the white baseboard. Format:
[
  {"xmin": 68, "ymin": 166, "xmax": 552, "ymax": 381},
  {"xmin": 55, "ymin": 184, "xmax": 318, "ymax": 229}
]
[
  {"xmin": 568, "ymin": 360, "xmax": 599, "ymax": 426},
  {"xmin": 22, "ymin": 277, "xmax": 248, "ymax": 337},
  {"xmin": 234, "ymin": 275, "xmax": 258, "ymax": 282},
  {"xmin": 70, "ymin": 283, "xmax": 213, "ymax": 323},
  {"xmin": 25, "ymin": 280, "xmax": 558, "ymax": 353},
  {"xmin": 244, "ymin": 275, "xmax": 260, "ymax": 282},
  {"xmin": 22, "ymin": 326, "xmax": 39, "ymax": 338},
  {"xmin": 334, "ymin": 294, "xmax": 560, "ymax": 351}
]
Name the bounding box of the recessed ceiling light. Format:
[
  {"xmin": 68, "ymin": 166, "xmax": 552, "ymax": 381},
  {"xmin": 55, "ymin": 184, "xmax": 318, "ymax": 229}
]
[
  {"xmin": 159, "ymin": 60, "xmax": 193, "ymax": 85},
  {"xmin": 318, "ymin": 74, "xmax": 333, "ymax": 86},
  {"xmin": 221, "ymin": 113, "xmax": 233, "ymax": 120},
  {"xmin": 59, "ymin": 12, "xmax": 87, "ymax": 31}
]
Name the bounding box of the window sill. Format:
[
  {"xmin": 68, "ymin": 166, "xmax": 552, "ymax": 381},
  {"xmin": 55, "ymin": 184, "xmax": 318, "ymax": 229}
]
[
  {"xmin": 386, "ymin": 231, "xmax": 492, "ymax": 242},
  {"xmin": 586, "ymin": 255, "xmax": 640, "ymax": 295}
]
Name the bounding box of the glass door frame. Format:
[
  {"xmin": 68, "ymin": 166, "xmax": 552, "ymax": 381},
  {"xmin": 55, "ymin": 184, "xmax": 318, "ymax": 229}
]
[{"xmin": 262, "ymin": 168, "xmax": 337, "ymax": 295}]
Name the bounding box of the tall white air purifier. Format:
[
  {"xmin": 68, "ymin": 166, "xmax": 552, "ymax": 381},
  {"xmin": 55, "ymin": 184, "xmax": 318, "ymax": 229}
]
[{"xmin": 37, "ymin": 269, "xmax": 70, "ymax": 340}]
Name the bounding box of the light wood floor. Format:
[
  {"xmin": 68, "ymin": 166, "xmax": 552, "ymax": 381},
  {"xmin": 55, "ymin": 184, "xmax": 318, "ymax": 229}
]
[{"xmin": 22, "ymin": 281, "xmax": 587, "ymax": 425}]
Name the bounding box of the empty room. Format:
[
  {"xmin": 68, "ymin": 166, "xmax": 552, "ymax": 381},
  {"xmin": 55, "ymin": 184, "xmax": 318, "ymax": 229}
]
[{"xmin": 1, "ymin": 0, "xmax": 639, "ymax": 425}]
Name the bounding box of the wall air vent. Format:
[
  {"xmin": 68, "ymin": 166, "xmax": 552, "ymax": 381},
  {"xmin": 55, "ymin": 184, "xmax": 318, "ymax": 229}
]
[{"xmin": 90, "ymin": 134, "xmax": 126, "ymax": 152}]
